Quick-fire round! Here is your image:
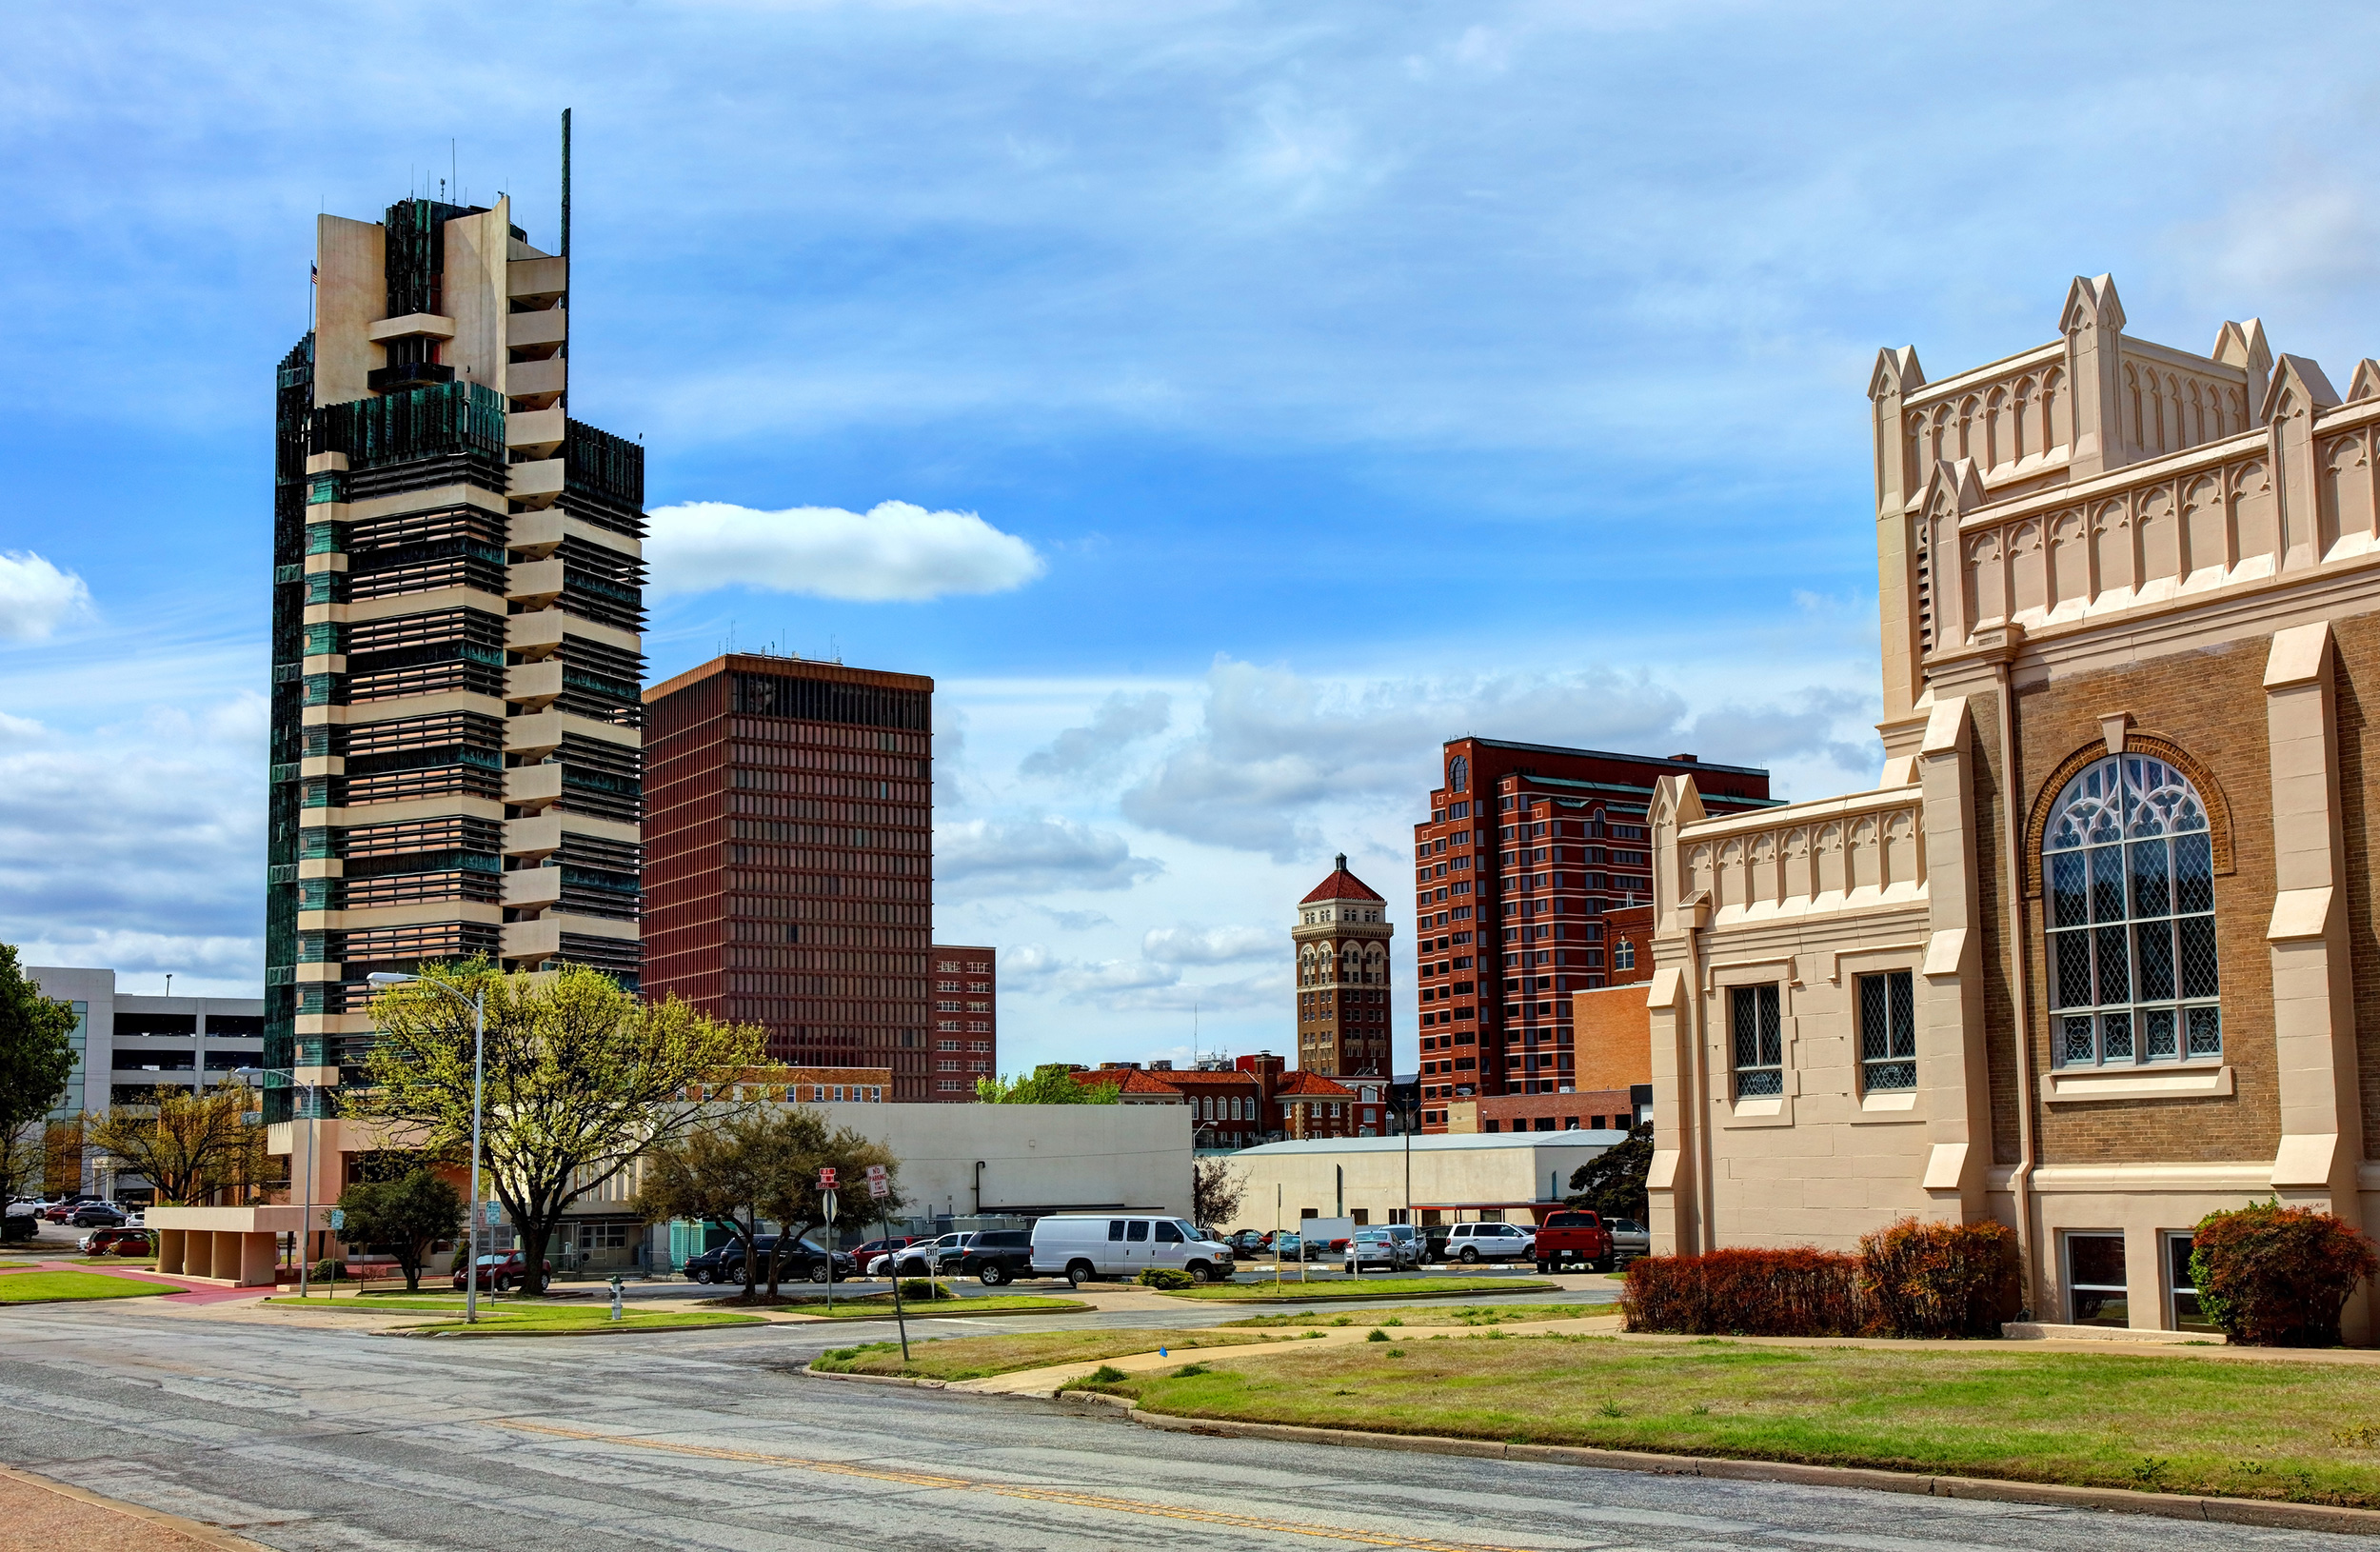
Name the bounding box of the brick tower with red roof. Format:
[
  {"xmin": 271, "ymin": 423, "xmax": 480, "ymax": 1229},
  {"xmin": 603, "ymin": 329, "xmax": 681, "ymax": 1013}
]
[{"xmin": 1293, "ymin": 853, "xmax": 1394, "ymax": 1079}]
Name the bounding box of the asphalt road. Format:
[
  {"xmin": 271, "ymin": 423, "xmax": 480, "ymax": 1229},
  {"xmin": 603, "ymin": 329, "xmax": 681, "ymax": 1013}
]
[{"xmin": 0, "ymin": 1304, "xmax": 2362, "ymax": 1552}]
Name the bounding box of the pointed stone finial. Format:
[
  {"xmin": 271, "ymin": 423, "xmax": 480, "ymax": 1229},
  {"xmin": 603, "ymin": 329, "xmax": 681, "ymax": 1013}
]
[{"xmin": 1868, "ymin": 345, "xmax": 1926, "ymax": 402}]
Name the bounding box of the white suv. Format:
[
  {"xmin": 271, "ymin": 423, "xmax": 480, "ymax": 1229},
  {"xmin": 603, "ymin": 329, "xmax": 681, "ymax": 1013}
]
[{"xmin": 1443, "ymin": 1222, "xmax": 1536, "ymax": 1264}]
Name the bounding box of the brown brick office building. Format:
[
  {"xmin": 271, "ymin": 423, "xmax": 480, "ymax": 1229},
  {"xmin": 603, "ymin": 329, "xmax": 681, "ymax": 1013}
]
[
  {"xmin": 1412, "ymin": 740, "xmax": 1773, "ymax": 1129},
  {"xmin": 1293, "ymin": 855, "xmax": 1395, "ymax": 1080},
  {"xmin": 641, "ymin": 653, "xmax": 939, "ymax": 1096}
]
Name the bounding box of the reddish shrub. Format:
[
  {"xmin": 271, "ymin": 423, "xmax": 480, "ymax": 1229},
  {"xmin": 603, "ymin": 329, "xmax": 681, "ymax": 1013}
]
[
  {"xmin": 1620, "ymin": 1247, "xmax": 1862, "ymax": 1336},
  {"xmin": 2190, "ymin": 1203, "xmax": 2378, "ymax": 1347},
  {"xmin": 1857, "ymin": 1218, "xmax": 2020, "ymax": 1339}
]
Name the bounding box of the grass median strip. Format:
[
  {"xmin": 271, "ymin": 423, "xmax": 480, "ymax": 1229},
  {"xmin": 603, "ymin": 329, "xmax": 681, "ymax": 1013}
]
[
  {"xmin": 0, "ymin": 1270, "xmax": 170, "ymax": 1303},
  {"xmin": 404, "ymin": 1309, "xmax": 764, "ymax": 1337},
  {"xmin": 1160, "ymin": 1277, "xmax": 1544, "ymax": 1303},
  {"xmin": 1223, "ymin": 1303, "xmax": 1608, "ymax": 1328},
  {"xmin": 811, "ymin": 1326, "xmax": 1280, "ymax": 1382},
  {"xmin": 718, "ymin": 1293, "xmax": 1089, "ymax": 1320},
  {"xmin": 1072, "ymin": 1331, "xmax": 2380, "ymax": 1508}
]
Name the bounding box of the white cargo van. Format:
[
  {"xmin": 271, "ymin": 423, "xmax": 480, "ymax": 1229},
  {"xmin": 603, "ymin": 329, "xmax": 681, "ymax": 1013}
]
[{"xmin": 1030, "ymin": 1213, "xmax": 1236, "ymax": 1286}]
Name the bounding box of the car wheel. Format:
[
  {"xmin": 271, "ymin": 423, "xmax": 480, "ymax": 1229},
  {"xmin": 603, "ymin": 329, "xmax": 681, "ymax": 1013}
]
[
  {"xmin": 492, "ymin": 1275, "xmax": 512, "ymax": 1293},
  {"xmin": 691, "ymin": 1266, "xmax": 714, "ymax": 1284},
  {"xmin": 980, "ymin": 1264, "xmax": 1008, "ymax": 1286},
  {"xmin": 1067, "ymin": 1261, "xmax": 1095, "ymax": 1288},
  {"xmin": 1460, "ymin": 1246, "xmax": 1479, "ymax": 1263},
  {"xmin": 1537, "ymin": 1259, "xmax": 1551, "ymax": 1274},
  {"xmin": 809, "ymin": 1264, "xmax": 829, "ymax": 1284},
  {"xmin": 1592, "ymin": 1255, "xmax": 1615, "ymax": 1274},
  {"xmin": 1187, "ymin": 1263, "xmax": 1211, "ymax": 1284}
]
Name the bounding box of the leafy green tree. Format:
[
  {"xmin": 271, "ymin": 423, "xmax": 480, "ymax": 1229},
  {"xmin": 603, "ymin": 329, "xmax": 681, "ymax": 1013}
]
[
  {"xmin": 634, "ymin": 1107, "xmax": 902, "ymax": 1302},
  {"xmin": 84, "ymin": 1084, "xmax": 271, "ymax": 1205},
  {"xmin": 1566, "ymin": 1124, "xmax": 1653, "ymax": 1222},
  {"xmin": 359, "ymin": 960, "xmax": 766, "ymax": 1296},
  {"xmin": 0, "ymin": 945, "xmax": 78, "ymax": 1201},
  {"xmin": 975, "ymin": 1064, "xmax": 1121, "ymax": 1104},
  {"xmin": 1192, "ymin": 1156, "xmax": 1246, "ymax": 1228},
  {"xmin": 754, "ymin": 1110, "xmax": 902, "ymax": 1299},
  {"xmin": 336, "ymin": 1167, "xmax": 465, "ymax": 1292}
]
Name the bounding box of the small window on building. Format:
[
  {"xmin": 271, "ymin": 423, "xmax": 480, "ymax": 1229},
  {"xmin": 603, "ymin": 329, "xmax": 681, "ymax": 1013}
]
[
  {"xmin": 1858, "ymin": 970, "xmax": 1916, "ymax": 1090},
  {"xmin": 2067, "ymin": 1232, "xmax": 2129, "ymax": 1327},
  {"xmin": 1351, "ymin": 1209, "xmax": 1369, "ymax": 1225},
  {"xmin": 1730, "ymin": 985, "xmax": 1783, "ymax": 1098},
  {"xmin": 1613, "ymin": 939, "xmax": 1635, "ymax": 971},
  {"xmin": 2167, "ymin": 1232, "xmax": 2215, "ymax": 1333}
]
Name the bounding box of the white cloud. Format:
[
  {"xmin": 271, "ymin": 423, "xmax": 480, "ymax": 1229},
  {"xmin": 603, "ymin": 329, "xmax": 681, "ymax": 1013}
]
[
  {"xmin": 937, "ymin": 816, "xmax": 1164, "ymax": 897},
  {"xmin": 1141, "ymin": 924, "xmax": 1275, "ymax": 965},
  {"xmin": 0, "ymin": 551, "xmax": 91, "ymax": 642},
  {"xmin": 1019, "ymin": 690, "xmax": 1173, "ymax": 779},
  {"xmin": 1121, "ymin": 656, "xmax": 1687, "ymax": 860},
  {"xmin": 645, "ymin": 499, "xmax": 1044, "ymax": 603},
  {"xmin": 0, "ymin": 696, "xmax": 264, "ymax": 989}
]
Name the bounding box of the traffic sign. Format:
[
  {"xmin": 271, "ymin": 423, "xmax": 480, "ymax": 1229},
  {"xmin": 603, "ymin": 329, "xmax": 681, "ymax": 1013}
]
[
  {"xmin": 820, "ymin": 1189, "xmax": 839, "ymax": 1224},
  {"xmin": 327, "ymin": 1208, "xmax": 345, "ymax": 1232},
  {"xmin": 866, "ymin": 1174, "xmax": 889, "ymax": 1201},
  {"xmin": 485, "ymin": 1201, "xmax": 505, "ymax": 1228},
  {"xmin": 819, "ymin": 1166, "xmax": 838, "ymax": 1188}
]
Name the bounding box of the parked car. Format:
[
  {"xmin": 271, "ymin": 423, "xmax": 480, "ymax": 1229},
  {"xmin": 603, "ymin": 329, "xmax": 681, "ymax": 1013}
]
[
  {"xmin": 1268, "ymin": 1232, "xmax": 1327, "ymax": 1263},
  {"xmin": 942, "ymin": 1228, "xmax": 1036, "ymax": 1285},
  {"xmin": 849, "ymin": 1235, "xmax": 926, "ymax": 1267},
  {"xmin": 870, "ymin": 1232, "xmax": 971, "ymax": 1279},
  {"xmin": 1604, "ymin": 1217, "xmax": 1652, "ymax": 1263},
  {"xmin": 1533, "ymin": 1209, "xmax": 1616, "ymax": 1273},
  {"xmin": 451, "ymin": 1251, "xmax": 551, "ymax": 1292},
  {"xmin": 80, "ymin": 1226, "xmax": 155, "ymax": 1257},
  {"xmin": 1220, "ymin": 1229, "xmax": 1271, "ymax": 1257},
  {"xmin": 1342, "ymin": 1227, "xmax": 1421, "ymax": 1274},
  {"xmin": 1441, "ymin": 1222, "xmax": 1536, "ymax": 1264},
  {"xmin": 68, "ymin": 1202, "xmax": 129, "ymax": 1228},
  {"xmin": 41, "ymin": 1196, "xmax": 103, "ymax": 1224},
  {"xmin": 1030, "ymin": 1213, "xmax": 1236, "ymax": 1287}
]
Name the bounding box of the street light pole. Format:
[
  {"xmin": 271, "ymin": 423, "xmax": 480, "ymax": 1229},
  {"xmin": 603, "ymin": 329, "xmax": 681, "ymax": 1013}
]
[{"xmin": 369, "ymin": 973, "xmax": 487, "ymax": 1323}]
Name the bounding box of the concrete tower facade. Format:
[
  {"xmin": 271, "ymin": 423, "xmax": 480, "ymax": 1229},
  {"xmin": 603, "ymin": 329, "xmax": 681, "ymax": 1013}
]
[
  {"xmin": 1293, "ymin": 855, "xmax": 1393, "ymax": 1079},
  {"xmin": 265, "ymin": 190, "xmax": 647, "ymax": 1124}
]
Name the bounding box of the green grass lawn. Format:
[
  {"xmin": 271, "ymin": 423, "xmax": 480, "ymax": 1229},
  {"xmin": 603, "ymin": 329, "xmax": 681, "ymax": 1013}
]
[
  {"xmin": 1160, "ymin": 1276, "xmax": 1544, "ymax": 1303},
  {"xmin": 1224, "ymin": 1302, "xmax": 1608, "ymax": 1328},
  {"xmin": 812, "ymin": 1326, "xmax": 1281, "ymax": 1382},
  {"xmin": 0, "ymin": 1269, "xmax": 170, "ymax": 1303},
  {"xmin": 1073, "ymin": 1332, "xmax": 2380, "ymax": 1507},
  {"xmin": 758, "ymin": 1293, "xmax": 1088, "ymax": 1319},
  {"xmin": 403, "ymin": 1308, "xmax": 765, "ymax": 1337}
]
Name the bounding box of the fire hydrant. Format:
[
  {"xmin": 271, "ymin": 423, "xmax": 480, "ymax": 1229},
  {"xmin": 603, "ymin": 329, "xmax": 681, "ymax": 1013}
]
[{"xmin": 608, "ymin": 1275, "xmax": 625, "ymax": 1323}]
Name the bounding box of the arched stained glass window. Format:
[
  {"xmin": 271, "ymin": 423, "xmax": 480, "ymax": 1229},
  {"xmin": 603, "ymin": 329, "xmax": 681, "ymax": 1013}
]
[
  {"xmin": 2044, "ymin": 754, "xmax": 2219, "ymax": 1066},
  {"xmin": 1448, "ymin": 755, "xmax": 1470, "ymax": 794}
]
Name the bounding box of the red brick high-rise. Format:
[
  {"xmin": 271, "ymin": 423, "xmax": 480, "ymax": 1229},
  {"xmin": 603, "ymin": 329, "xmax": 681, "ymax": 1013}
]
[
  {"xmin": 640, "ymin": 653, "xmax": 939, "ymax": 1097},
  {"xmin": 1412, "ymin": 739, "xmax": 1774, "ymax": 1128},
  {"xmin": 1293, "ymin": 854, "xmax": 1394, "ymax": 1079},
  {"xmin": 928, "ymin": 945, "xmax": 997, "ymax": 1099}
]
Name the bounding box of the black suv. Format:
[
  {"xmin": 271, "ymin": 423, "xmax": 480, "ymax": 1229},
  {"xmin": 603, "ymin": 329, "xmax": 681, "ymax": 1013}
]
[
  {"xmin": 684, "ymin": 1236, "xmax": 857, "ymax": 1285},
  {"xmin": 942, "ymin": 1228, "xmax": 1035, "ymax": 1285}
]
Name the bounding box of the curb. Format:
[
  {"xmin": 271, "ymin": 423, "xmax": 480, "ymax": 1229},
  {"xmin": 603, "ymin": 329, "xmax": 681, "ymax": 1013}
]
[
  {"xmin": 1159, "ymin": 1285, "xmax": 1565, "ymax": 1306},
  {"xmin": 391, "ymin": 1317, "xmax": 769, "ymax": 1340},
  {"xmin": 0, "ymin": 1462, "xmax": 277, "ymax": 1550},
  {"xmin": 736, "ymin": 1300, "xmax": 1093, "ymax": 1323},
  {"xmin": 805, "ymin": 1365, "xmax": 947, "ymax": 1389},
  {"xmin": 1121, "ymin": 1411, "xmax": 2380, "ymax": 1534}
]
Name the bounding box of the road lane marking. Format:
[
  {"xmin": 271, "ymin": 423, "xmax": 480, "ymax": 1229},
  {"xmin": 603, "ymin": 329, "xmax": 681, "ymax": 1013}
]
[{"xmin": 493, "ymin": 1419, "xmax": 1538, "ymax": 1549}]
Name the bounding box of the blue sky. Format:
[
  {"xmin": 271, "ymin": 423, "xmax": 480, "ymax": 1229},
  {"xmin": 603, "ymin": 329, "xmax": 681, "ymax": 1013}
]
[{"xmin": 7, "ymin": 2, "xmax": 2380, "ymax": 1074}]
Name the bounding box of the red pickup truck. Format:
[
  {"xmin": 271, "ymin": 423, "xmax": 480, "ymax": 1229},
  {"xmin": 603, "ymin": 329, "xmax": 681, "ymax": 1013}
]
[{"xmin": 1533, "ymin": 1209, "xmax": 1616, "ymax": 1273}]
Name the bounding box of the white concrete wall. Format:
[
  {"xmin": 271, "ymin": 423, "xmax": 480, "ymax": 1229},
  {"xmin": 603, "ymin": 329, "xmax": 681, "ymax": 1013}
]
[
  {"xmin": 1214, "ymin": 1134, "xmax": 1618, "ymax": 1235},
  {"xmin": 816, "ymin": 1103, "xmax": 1194, "ymax": 1221}
]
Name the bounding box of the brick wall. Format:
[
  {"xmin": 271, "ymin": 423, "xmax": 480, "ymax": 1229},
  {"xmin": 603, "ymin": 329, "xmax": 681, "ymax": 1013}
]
[
  {"xmin": 1989, "ymin": 636, "xmax": 2283, "ymax": 1164},
  {"xmin": 1572, "ymin": 983, "xmax": 1652, "ymax": 1093}
]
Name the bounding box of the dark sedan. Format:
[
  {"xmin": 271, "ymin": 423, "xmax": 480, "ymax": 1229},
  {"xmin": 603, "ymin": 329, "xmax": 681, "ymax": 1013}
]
[
  {"xmin": 683, "ymin": 1236, "xmax": 858, "ymax": 1286},
  {"xmin": 940, "ymin": 1228, "xmax": 1035, "ymax": 1285}
]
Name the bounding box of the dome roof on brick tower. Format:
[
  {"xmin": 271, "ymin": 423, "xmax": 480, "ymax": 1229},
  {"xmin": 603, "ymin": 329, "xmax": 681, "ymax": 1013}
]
[{"xmin": 1300, "ymin": 853, "xmax": 1384, "ymax": 905}]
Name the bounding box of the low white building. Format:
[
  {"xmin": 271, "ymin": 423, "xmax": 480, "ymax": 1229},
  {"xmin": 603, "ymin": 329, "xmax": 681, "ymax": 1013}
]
[
  {"xmin": 815, "ymin": 1101, "xmax": 1195, "ymax": 1225},
  {"xmin": 1215, "ymin": 1131, "xmax": 1627, "ymax": 1234}
]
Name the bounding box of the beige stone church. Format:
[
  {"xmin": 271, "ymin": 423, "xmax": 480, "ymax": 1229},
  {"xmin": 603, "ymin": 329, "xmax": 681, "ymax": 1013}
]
[{"xmin": 1645, "ymin": 274, "xmax": 2380, "ymax": 1338}]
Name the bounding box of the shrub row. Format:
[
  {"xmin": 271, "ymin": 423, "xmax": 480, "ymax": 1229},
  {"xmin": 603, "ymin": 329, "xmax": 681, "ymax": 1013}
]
[
  {"xmin": 1621, "ymin": 1219, "xmax": 2016, "ymax": 1339},
  {"xmin": 2190, "ymin": 1202, "xmax": 2378, "ymax": 1347}
]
